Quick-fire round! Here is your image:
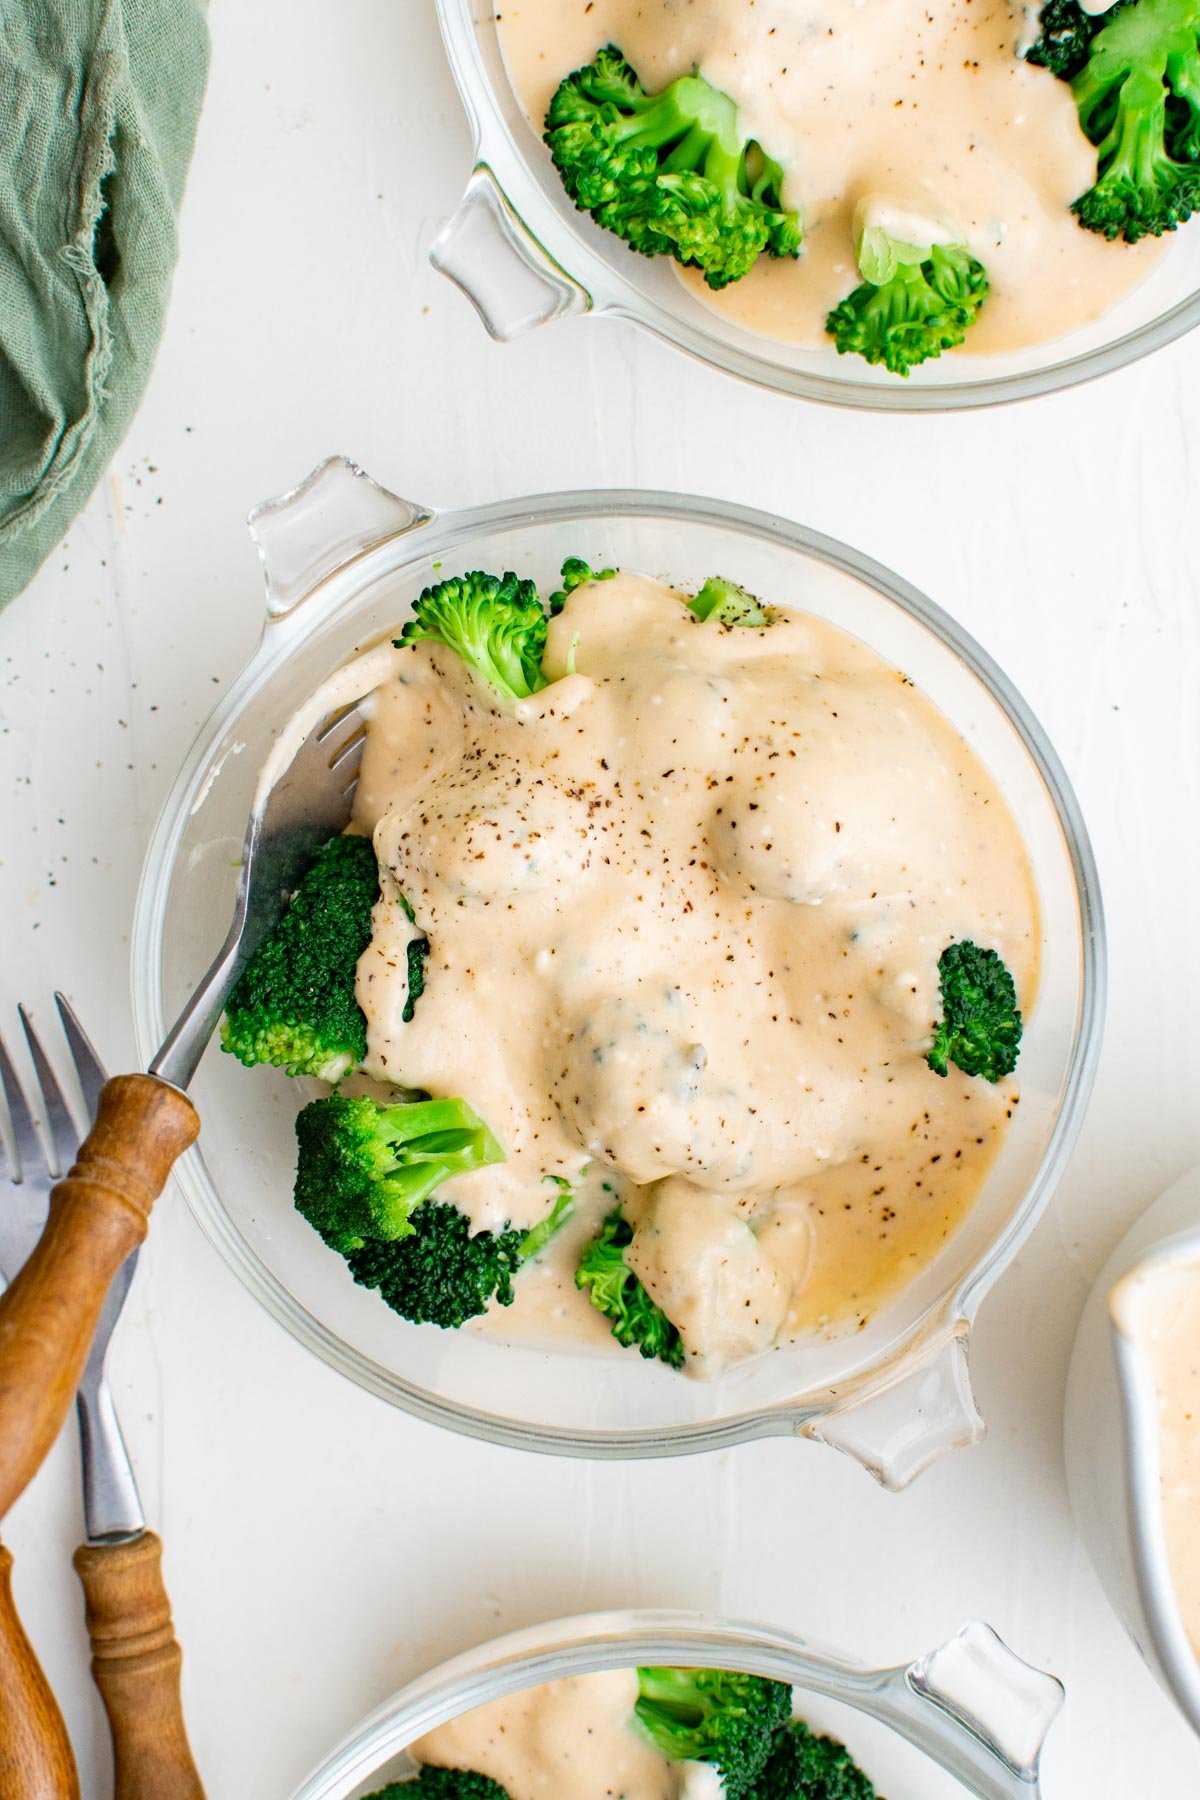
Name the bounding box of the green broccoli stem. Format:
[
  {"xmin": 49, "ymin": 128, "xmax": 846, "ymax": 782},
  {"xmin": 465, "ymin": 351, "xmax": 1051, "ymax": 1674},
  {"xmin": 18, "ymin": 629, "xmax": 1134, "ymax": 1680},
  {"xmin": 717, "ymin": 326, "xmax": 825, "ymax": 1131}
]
[
  {"xmin": 611, "ymin": 76, "xmax": 742, "ymax": 181},
  {"xmin": 519, "ymin": 1179, "xmax": 576, "ymax": 1261}
]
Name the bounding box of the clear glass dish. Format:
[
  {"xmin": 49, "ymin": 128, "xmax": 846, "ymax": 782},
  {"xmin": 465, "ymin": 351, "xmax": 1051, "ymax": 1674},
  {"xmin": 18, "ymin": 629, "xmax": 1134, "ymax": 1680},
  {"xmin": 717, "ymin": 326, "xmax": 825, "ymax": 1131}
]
[
  {"xmin": 131, "ymin": 457, "xmax": 1104, "ymax": 1487},
  {"xmin": 290, "ymin": 1609, "xmax": 1065, "ymax": 1800},
  {"xmin": 429, "ymin": 0, "xmax": 1200, "ymax": 410}
]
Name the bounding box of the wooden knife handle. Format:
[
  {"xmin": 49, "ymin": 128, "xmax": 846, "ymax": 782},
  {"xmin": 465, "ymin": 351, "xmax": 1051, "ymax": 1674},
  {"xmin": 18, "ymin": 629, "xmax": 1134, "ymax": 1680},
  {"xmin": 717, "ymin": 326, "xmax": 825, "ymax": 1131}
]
[
  {"xmin": 0, "ymin": 1543, "xmax": 79, "ymax": 1799},
  {"xmin": 74, "ymin": 1532, "xmax": 204, "ymax": 1799},
  {"xmin": 0, "ymin": 1076, "xmax": 199, "ymax": 1522}
]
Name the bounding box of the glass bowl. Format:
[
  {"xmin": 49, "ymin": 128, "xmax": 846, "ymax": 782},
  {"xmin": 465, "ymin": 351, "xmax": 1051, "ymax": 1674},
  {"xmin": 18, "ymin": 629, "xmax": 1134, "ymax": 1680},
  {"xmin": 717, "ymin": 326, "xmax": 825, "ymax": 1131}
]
[
  {"xmin": 291, "ymin": 1609, "xmax": 1065, "ymax": 1800},
  {"xmin": 429, "ymin": 0, "xmax": 1200, "ymax": 410},
  {"xmin": 1064, "ymin": 1162, "xmax": 1200, "ymax": 1739},
  {"xmin": 131, "ymin": 457, "xmax": 1104, "ymax": 1487}
]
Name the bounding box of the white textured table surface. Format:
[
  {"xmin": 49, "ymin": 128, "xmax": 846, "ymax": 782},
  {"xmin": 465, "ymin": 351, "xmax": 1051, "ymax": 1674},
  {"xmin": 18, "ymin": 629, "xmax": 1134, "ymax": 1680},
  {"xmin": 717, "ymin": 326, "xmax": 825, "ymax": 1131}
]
[{"xmin": 3, "ymin": 2, "xmax": 1200, "ymax": 1794}]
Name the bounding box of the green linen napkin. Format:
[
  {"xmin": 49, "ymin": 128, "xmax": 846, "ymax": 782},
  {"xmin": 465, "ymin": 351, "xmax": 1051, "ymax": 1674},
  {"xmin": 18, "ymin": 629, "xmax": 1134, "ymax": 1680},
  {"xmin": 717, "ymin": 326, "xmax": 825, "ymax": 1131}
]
[{"xmin": 0, "ymin": 0, "xmax": 209, "ymax": 607}]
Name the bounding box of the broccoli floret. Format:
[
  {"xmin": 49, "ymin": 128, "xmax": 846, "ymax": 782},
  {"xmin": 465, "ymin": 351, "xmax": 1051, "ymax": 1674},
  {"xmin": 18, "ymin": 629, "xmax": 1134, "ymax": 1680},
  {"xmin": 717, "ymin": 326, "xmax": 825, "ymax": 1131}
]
[
  {"xmin": 345, "ymin": 1173, "xmax": 575, "ymax": 1330},
  {"xmin": 294, "ymin": 1094, "xmax": 505, "ymax": 1255},
  {"xmin": 1026, "ymin": 0, "xmax": 1132, "ymax": 80},
  {"xmin": 826, "ymin": 222, "xmax": 989, "ymax": 376},
  {"xmin": 545, "ymin": 45, "xmax": 802, "ymax": 290},
  {"xmin": 753, "ymin": 1720, "xmax": 877, "ymax": 1800},
  {"xmin": 403, "ymin": 935, "xmax": 429, "ymax": 1024},
  {"xmin": 220, "ymin": 832, "xmax": 380, "ymax": 1081},
  {"xmin": 927, "ymin": 940, "xmax": 1023, "ymax": 1083},
  {"xmin": 1069, "ymin": 0, "xmax": 1200, "ymax": 240},
  {"xmin": 634, "ymin": 1668, "xmax": 792, "ymax": 1799},
  {"xmin": 398, "ymin": 570, "xmax": 549, "ymax": 701},
  {"xmin": 364, "ymin": 1772, "xmax": 511, "ymax": 1800},
  {"xmin": 689, "ymin": 575, "xmax": 773, "ymax": 627},
  {"xmin": 575, "ymin": 1207, "xmax": 684, "ymax": 1369},
  {"xmin": 548, "ymin": 556, "xmax": 617, "ymax": 616}
]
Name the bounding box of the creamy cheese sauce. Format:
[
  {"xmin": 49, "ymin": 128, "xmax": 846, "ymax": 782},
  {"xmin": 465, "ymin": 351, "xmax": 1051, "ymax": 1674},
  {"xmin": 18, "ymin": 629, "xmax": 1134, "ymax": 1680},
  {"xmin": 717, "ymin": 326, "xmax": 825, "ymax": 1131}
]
[
  {"xmin": 350, "ymin": 571, "xmax": 1038, "ymax": 1377},
  {"xmin": 410, "ymin": 1671, "xmax": 720, "ymax": 1800},
  {"xmin": 497, "ymin": 0, "xmax": 1164, "ymax": 354},
  {"xmin": 1113, "ymin": 1258, "xmax": 1200, "ymax": 1660}
]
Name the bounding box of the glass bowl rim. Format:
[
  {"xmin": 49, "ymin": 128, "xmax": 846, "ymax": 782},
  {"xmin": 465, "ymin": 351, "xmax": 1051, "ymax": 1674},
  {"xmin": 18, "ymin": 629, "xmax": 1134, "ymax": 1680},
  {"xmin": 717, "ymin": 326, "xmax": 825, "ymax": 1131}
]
[
  {"xmin": 131, "ymin": 481, "xmax": 1106, "ymax": 1459},
  {"xmin": 289, "ymin": 1605, "xmax": 1062, "ymax": 1800}
]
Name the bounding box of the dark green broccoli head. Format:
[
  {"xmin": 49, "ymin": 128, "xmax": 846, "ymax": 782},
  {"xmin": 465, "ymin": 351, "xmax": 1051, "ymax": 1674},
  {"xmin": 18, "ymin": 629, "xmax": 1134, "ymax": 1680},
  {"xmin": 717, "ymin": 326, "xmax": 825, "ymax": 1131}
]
[
  {"xmin": 927, "ymin": 940, "xmax": 1023, "ymax": 1083},
  {"xmin": 1070, "ymin": 0, "xmax": 1200, "ymax": 240},
  {"xmin": 398, "ymin": 570, "xmax": 549, "ymax": 701},
  {"xmin": 545, "ymin": 45, "xmax": 802, "ymax": 290},
  {"xmin": 754, "ymin": 1719, "xmax": 877, "ymax": 1800},
  {"xmin": 689, "ymin": 575, "xmax": 773, "ymax": 627},
  {"xmin": 403, "ymin": 935, "xmax": 430, "ymax": 1025},
  {"xmin": 575, "ymin": 1207, "xmax": 684, "ymax": 1369},
  {"xmin": 826, "ymin": 228, "xmax": 989, "ymax": 376},
  {"xmin": 346, "ymin": 1178, "xmax": 575, "ymax": 1330},
  {"xmin": 364, "ymin": 1771, "xmax": 511, "ymax": 1799},
  {"xmin": 220, "ymin": 832, "xmax": 380, "ymax": 1081},
  {"xmin": 634, "ymin": 1667, "xmax": 793, "ymax": 1799},
  {"xmin": 1026, "ymin": 0, "xmax": 1132, "ymax": 80},
  {"xmin": 294, "ymin": 1094, "xmax": 505, "ymax": 1255},
  {"xmin": 548, "ymin": 556, "xmax": 618, "ymax": 616},
  {"xmin": 347, "ymin": 1202, "xmax": 524, "ymax": 1326}
]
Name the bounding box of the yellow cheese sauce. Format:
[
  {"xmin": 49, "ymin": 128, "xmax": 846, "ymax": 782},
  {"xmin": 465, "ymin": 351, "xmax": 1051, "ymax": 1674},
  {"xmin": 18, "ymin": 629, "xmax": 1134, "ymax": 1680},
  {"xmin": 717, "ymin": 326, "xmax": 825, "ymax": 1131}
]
[
  {"xmin": 410, "ymin": 1671, "xmax": 722, "ymax": 1800},
  {"xmin": 1113, "ymin": 1258, "xmax": 1200, "ymax": 1661},
  {"xmin": 350, "ymin": 571, "xmax": 1038, "ymax": 1377},
  {"xmin": 496, "ymin": 0, "xmax": 1165, "ymax": 354}
]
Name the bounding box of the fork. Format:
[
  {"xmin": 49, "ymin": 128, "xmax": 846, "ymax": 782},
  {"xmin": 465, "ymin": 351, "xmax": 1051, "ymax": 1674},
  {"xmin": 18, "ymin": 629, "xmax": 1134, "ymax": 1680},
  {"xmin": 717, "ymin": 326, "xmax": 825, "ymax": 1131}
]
[
  {"xmin": 0, "ymin": 1009, "xmax": 80, "ymax": 1799},
  {"xmin": 0, "ymin": 999, "xmax": 204, "ymax": 1800},
  {"xmin": 0, "ymin": 697, "xmax": 368, "ymax": 1521}
]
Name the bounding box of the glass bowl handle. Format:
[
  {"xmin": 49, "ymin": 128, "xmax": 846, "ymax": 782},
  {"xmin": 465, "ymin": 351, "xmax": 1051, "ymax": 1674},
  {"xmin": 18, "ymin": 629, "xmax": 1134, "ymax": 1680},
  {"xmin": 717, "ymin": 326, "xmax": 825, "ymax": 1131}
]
[
  {"xmin": 430, "ymin": 166, "xmax": 590, "ymax": 341},
  {"xmin": 247, "ymin": 456, "xmax": 433, "ymax": 619},
  {"xmin": 804, "ymin": 1325, "xmax": 983, "ymax": 1490},
  {"xmin": 872, "ymin": 1622, "xmax": 1064, "ymax": 1800}
]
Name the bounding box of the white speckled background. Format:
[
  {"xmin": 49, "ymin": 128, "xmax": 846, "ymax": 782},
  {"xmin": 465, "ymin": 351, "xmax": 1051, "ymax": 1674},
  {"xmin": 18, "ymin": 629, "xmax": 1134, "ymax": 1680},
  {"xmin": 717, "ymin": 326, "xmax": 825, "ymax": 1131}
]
[{"xmin": 2, "ymin": 1, "xmax": 1199, "ymax": 1793}]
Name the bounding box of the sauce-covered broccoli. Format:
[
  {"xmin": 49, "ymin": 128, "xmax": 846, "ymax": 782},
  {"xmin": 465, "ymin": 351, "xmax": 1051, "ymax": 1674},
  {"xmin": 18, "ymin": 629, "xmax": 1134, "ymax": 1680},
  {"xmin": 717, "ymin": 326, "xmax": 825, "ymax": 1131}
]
[
  {"xmin": 294, "ymin": 1094, "xmax": 575, "ymax": 1329},
  {"xmin": 347, "ymin": 1183, "xmax": 574, "ymax": 1330},
  {"xmin": 575, "ymin": 1206, "xmax": 685, "ymax": 1369},
  {"xmin": 689, "ymin": 575, "xmax": 774, "ymax": 627},
  {"xmin": 398, "ymin": 569, "xmax": 550, "ymax": 702},
  {"xmin": 826, "ymin": 220, "xmax": 989, "ymax": 376},
  {"xmin": 544, "ymin": 45, "xmax": 802, "ymax": 290},
  {"xmin": 548, "ymin": 556, "xmax": 617, "ymax": 616}
]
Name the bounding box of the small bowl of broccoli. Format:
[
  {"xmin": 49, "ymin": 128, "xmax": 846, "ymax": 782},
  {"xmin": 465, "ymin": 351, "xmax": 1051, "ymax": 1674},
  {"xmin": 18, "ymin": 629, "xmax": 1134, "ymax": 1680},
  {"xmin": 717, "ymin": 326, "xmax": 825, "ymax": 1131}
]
[
  {"xmin": 133, "ymin": 470, "xmax": 1102, "ymax": 1484},
  {"xmin": 428, "ymin": 0, "xmax": 1200, "ymax": 407}
]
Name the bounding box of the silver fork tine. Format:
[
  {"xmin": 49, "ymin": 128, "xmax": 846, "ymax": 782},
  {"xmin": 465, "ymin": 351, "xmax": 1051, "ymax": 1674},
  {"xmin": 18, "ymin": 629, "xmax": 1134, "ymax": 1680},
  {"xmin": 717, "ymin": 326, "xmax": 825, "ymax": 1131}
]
[
  {"xmin": 55, "ymin": 993, "xmax": 106, "ymax": 1120},
  {"xmin": 19, "ymin": 1005, "xmax": 79, "ymax": 1180},
  {"xmin": 0, "ymin": 1026, "xmax": 44, "ymax": 1186},
  {"xmin": 314, "ymin": 701, "xmax": 360, "ymax": 743},
  {"xmin": 328, "ymin": 728, "xmax": 366, "ymax": 774}
]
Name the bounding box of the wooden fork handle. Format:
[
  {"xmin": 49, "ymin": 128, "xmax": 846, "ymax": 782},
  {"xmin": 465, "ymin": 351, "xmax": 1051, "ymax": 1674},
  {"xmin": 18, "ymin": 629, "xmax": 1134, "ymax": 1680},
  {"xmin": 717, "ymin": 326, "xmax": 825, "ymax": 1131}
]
[
  {"xmin": 0, "ymin": 1543, "xmax": 79, "ymax": 1799},
  {"xmin": 0, "ymin": 1076, "xmax": 199, "ymax": 1521},
  {"xmin": 74, "ymin": 1532, "xmax": 204, "ymax": 1800}
]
